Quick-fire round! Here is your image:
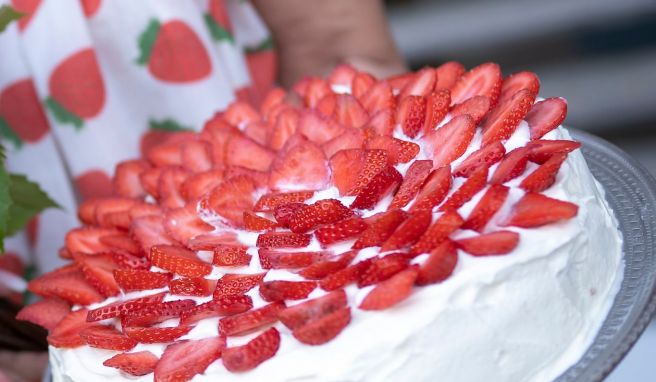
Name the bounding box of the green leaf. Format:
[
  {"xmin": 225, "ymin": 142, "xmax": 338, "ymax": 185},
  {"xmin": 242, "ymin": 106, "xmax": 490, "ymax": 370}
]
[
  {"xmin": 4, "ymin": 173, "xmax": 59, "ymax": 238},
  {"xmin": 0, "ymin": 141, "xmax": 5, "ymax": 164},
  {"xmin": 245, "ymin": 36, "xmax": 274, "ymax": 54},
  {"xmin": 44, "ymin": 97, "xmax": 83, "ymax": 129},
  {"xmin": 136, "ymin": 19, "xmax": 161, "ymax": 65},
  {"xmin": 0, "ymin": 168, "xmax": 10, "ymax": 253},
  {"xmin": 0, "ymin": 116, "xmax": 23, "ymax": 149},
  {"xmin": 149, "ymin": 118, "xmax": 192, "ymax": 132},
  {"xmin": 204, "ymin": 13, "xmax": 234, "ymax": 44},
  {"xmin": 0, "ymin": 5, "xmax": 24, "ymax": 33}
]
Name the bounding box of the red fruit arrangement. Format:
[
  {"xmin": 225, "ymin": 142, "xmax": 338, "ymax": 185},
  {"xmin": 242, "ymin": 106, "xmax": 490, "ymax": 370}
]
[{"xmin": 17, "ymin": 62, "xmax": 580, "ymax": 380}]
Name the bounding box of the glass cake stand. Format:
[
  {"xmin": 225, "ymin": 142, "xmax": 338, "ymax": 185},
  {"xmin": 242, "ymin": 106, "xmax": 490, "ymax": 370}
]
[{"xmin": 43, "ymin": 130, "xmax": 656, "ymax": 382}]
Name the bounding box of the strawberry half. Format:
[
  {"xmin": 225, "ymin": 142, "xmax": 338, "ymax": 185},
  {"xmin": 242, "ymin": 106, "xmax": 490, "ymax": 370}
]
[
  {"xmin": 169, "ymin": 277, "xmax": 216, "ymax": 297},
  {"xmin": 279, "ymin": 289, "xmax": 347, "ymax": 329},
  {"xmin": 201, "ymin": 175, "xmax": 256, "ymax": 227},
  {"xmin": 423, "ymin": 89, "xmax": 450, "ymax": 134},
  {"xmin": 399, "ymin": 67, "xmax": 436, "ymax": 99},
  {"xmin": 352, "ymin": 72, "xmax": 376, "ymax": 100},
  {"xmin": 213, "ymin": 245, "xmax": 251, "ymax": 267},
  {"xmin": 321, "ymin": 128, "xmax": 365, "ymax": 159},
  {"xmin": 16, "ymin": 297, "xmax": 70, "ymax": 331},
  {"xmin": 416, "ymin": 241, "xmax": 458, "ymax": 285},
  {"xmin": 450, "ymin": 62, "xmax": 502, "ymax": 106},
  {"xmin": 453, "ymin": 96, "xmax": 492, "ymax": 126},
  {"xmin": 527, "ymin": 98, "xmax": 568, "ymax": 140},
  {"xmin": 424, "ymin": 114, "xmax": 476, "ymax": 168},
  {"xmin": 65, "ymin": 227, "xmax": 120, "ymax": 255},
  {"xmin": 299, "ymin": 251, "xmax": 357, "ymax": 279},
  {"xmin": 410, "ymin": 166, "xmax": 452, "ymax": 211},
  {"xmin": 80, "ymin": 325, "xmax": 137, "ymax": 351},
  {"xmin": 359, "ymin": 266, "xmax": 418, "ymax": 311},
  {"xmin": 180, "ymin": 139, "xmax": 213, "ymax": 173},
  {"xmin": 462, "ymin": 184, "xmax": 510, "ymax": 231},
  {"xmin": 293, "ymin": 307, "xmax": 351, "ymax": 346},
  {"xmin": 213, "ymin": 273, "xmax": 266, "ymax": 299},
  {"xmin": 254, "ymin": 191, "xmax": 314, "ymax": 212},
  {"xmin": 390, "ymin": 160, "xmax": 433, "ymax": 209},
  {"xmin": 269, "ymin": 140, "xmax": 330, "ymax": 191},
  {"xmin": 288, "ymin": 199, "xmax": 351, "ymax": 233},
  {"xmin": 315, "ymin": 217, "xmax": 368, "ymax": 246},
  {"xmin": 526, "ymin": 139, "xmax": 581, "ymax": 164},
  {"xmin": 396, "ymin": 95, "xmax": 426, "ymax": 138},
  {"xmin": 455, "ymin": 231, "xmax": 519, "ymax": 256},
  {"xmin": 103, "ymin": 351, "xmax": 159, "ymax": 377},
  {"xmin": 87, "ymin": 292, "xmax": 166, "ymax": 322},
  {"xmin": 154, "ymin": 337, "xmax": 225, "ymax": 381},
  {"xmin": 124, "ymin": 326, "xmax": 192, "ymax": 344},
  {"xmin": 219, "ymin": 301, "xmax": 285, "ymax": 336},
  {"xmin": 109, "ymin": 250, "xmax": 150, "ymax": 269},
  {"xmin": 439, "ymin": 166, "xmax": 488, "ymax": 212},
  {"xmin": 114, "ymin": 160, "xmax": 150, "ymax": 199},
  {"xmin": 490, "ymin": 147, "xmax": 530, "ymax": 184},
  {"xmin": 361, "ymin": 82, "xmax": 395, "ymax": 114},
  {"xmin": 481, "ymin": 89, "xmax": 535, "ymax": 146},
  {"xmin": 381, "ymin": 210, "xmax": 432, "ymax": 251},
  {"xmin": 365, "ymin": 135, "xmax": 420, "ymax": 165},
  {"xmin": 352, "ymin": 210, "xmax": 408, "ymax": 249},
  {"xmin": 47, "ymin": 309, "xmax": 93, "ymax": 348},
  {"xmin": 163, "ymin": 205, "xmax": 213, "ymax": 245},
  {"xmin": 179, "ymin": 295, "xmax": 254, "ymax": 325},
  {"xmin": 130, "ymin": 215, "xmax": 175, "ymax": 255},
  {"xmin": 334, "ymin": 94, "xmax": 369, "ymax": 129},
  {"xmin": 256, "ymin": 232, "xmax": 312, "ymax": 248},
  {"xmin": 113, "ymin": 269, "xmax": 172, "ymax": 292},
  {"xmin": 187, "ymin": 232, "xmax": 240, "ymax": 251},
  {"xmin": 259, "ymin": 280, "xmax": 318, "ymax": 302},
  {"xmin": 410, "ymin": 211, "xmax": 464, "ymax": 255},
  {"xmin": 454, "ymin": 141, "xmax": 506, "ymax": 178},
  {"xmin": 357, "ymin": 253, "xmax": 410, "ymax": 287},
  {"xmin": 149, "ymin": 245, "xmax": 212, "ymax": 277},
  {"xmin": 298, "ymin": 110, "xmax": 344, "ymax": 144},
  {"xmin": 351, "ymin": 166, "xmax": 402, "ymax": 210},
  {"xmin": 243, "ymin": 212, "xmax": 278, "ymax": 231},
  {"xmin": 365, "ymin": 108, "xmax": 395, "ymax": 136},
  {"xmin": 328, "ymin": 64, "xmax": 357, "ymax": 87},
  {"xmin": 520, "ymin": 152, "xmax": 568, "ymax": 192},
  {"xmin": 73, "ymin": 252, "xmax": 121, "ymax": 297},
  {"xmin": 503, "ymin": 192, "xmax": 578, "ymax": 228},
  {"xmin": 498, "ymin": 71, "xmax": 540, "ymax": 105},
  {"xmin": 258, "ymin": 250, "xmax": 328, "ymax": 269},
  {"xmin": 434, "ymin": 61, "xmax": 465, "ymax": 90},
  {"xmin": 223, "ymin": 327, "xmax": 280, "ymax": 372}
]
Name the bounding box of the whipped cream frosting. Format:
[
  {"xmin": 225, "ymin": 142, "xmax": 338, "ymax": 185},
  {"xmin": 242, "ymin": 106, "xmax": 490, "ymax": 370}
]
[{"xmin": 50, "ymin": 122, "xmax": 624, "ymax": 382}]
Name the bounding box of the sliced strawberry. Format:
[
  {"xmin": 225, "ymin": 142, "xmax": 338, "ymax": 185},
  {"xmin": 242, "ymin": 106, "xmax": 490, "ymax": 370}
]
[
  {"xmin": 321, "ymin": 127, "xmax": 365, "ymax": 158},
  {"xmin": 456, "ymin": 231, "xmax": 519, "ymax": 256},
  {"xmin": 399, "ymin": 67, "xmax": 436, "ymax": 99},
  {"xmin": 351, "ymin": 166, "xmax": 402, "ymax": 210},
  {"xmin": 16, "ymin": 298, "xmax": 70, "ymax": 331},
  {"xmin": 328, "ymin": 64, "xmax": 357, "ymax": 87},
  {"xmin": 358, "ymin": 253, "xmax": 410, "ymax": 287},
  {"xmin": 114, "ymin": 160, "xmax": 150, "ymax": 199},
  {"xmin": 179, "ymin": 295, "xmax": 253, "ymax": 325},
  {"xmin": 121, "ymin": 300, "xmax": 196, "ymax": 328},
  {"xmin": 139, "ymin": 166, "xmax": 163, "ymax": 199},
  {"xmin": 439, "ymin": 166, "xmax": 488, "ymax": 211},
  {"xmin": 520, "ymin": 152, "xmax": 567, "ymax": 192},
  {"xmin": 352, "ymin": 72, "xmax": 376, "ymax": 99},
  {"xmin": 99, "ymin": 233, "xmax": 142, "ymax": 256},
  {"xmin": 223, "ymin": 327, "xmax": 280, "ymax": 372},
  {"xmin": 279, "ymin": 289, "xmax": 347, "ymax": 329},
  {"xmin": 129, "ymin": 202, "xmax": 162, "ymax": 221},
  {"xmin": 87, "ymin": 292, "xmax": 166, "ymax": 322},
  {"xmin": 73, "ymin": 252, "xmax": 121, "ymax": 297},
  {"xmin": 359, "ymin": 267, "xmax": 418, "ymax": 311},
  {"xmin": 315, "ymin": 217, "xmax": 368, "ymax": 246},
  {"xmin": 304, "ymin": 78, "xmax": 332, "ymax": 108},
  {"xmin": 157, "ymin": 166, "xmax": 190, "ymax": 209},
  {"xmin": 273, "ymin": 202, "xmax": 306, "ymax": 227},
  {"xmin": 163, "ymin": 205, "xmax": 213, "ymax": 245},
  {"xmin": 226, "ymin": 134, "xmax": 275, "ymax": 172},
  {"xmin": 288, "ymin": 199, "xmax": 351, "ymax": 233},
  {"xmin": 187, "ymin": 232, "xmax": 240, "ymax": 250},
  {"xmin": 416, "ymin": 241, "xmax": 458, "ymax": 285},
  {"xmin": 213, "ymin": 245, "xmax": 251, "ymax": 267},
  {"xmin": 113, "ymin": 269, "xmax": 172, "ymax": 292},
  {"xmin": 527, "ymin": 98, "xmax": 568, "ymax": 140},
  {"xmin": 146, "ymin": 141, "xmax": 184, "ymax": 167},
  {"xmin": 410, "ymin": 211, "xmax": 464, "ymax": 255},
  {"xmin": 180, "ymin": 140, "xmax": 213, "ymax": 173},
  {"xmin": 258, "ymin": 250, "xmax": 327, "ymax": 269},
  {"xmin": 299, "ymin": 251, "xmax": 357, "ymax": 279},
  {"xmin": 103, "ymin": 351, "xmax": 159, "ymax": 377},
  {"xmin": 124, "ymin": 326, "xmax": 192, "ymax": 344},
  {"xmin": 462, "ymin": 184, "xmax": 509, "ymax": 231},
  {"xmin": 334, "ymin": 94, "xmax": 368, "ymax": 129},
  {"xmin": 365, "ymin": 135, "xmax": 420, "ymax": 164},
  {"xmin": 454, "ymin": 141, "xmax": 506, "ymax": 178},
  {"xmin": 111, "ymin": 251, "xmax": 150, "ymax": 270},
  {"xmin": 349, "ymin": 149, "xmax": 389, "ymax": 196},
  {"xmin": 381, "ymin": 210, "xmax": 432, "ymax": 251},
  {"xmin": 149, "ymin": 245, "xmax": 212, "ymax": 277},
  {"xmin": 218, "ymin": 302, "xmax": 285, "ymax": 336},
  {"xmin": 490, "ymin": 147, "xmax": 530, "ymax": 184},
  {"xmin": 130, "ymin": 215, "xmax": 176, "ymax": 254},
  {"xmin": 78, "ymin": 198, "xmax": 101, "ymax": 225},
  {"xmin": 450, "ymin": 62, "xmax": 502, "ymax": 106},
  {"xmin": 319, "ymin": 258, "xmax": 374, "ymax": 291},
  {"xmin": 481, "ymin": 89, "xmax": 536, "ymax": 146},
  {"xmin": 329, "ymin": 149, "xmax": 365, "ymax": 196},
  {"xmin": 259, "ymin": 280, "xmax": 317, "ymax": 302},
  {"xmin": 243, "ymin": 212, "xmax": 278, "ymax": 231},
  {"xmin": 451, "ymin": 95, "xmax": 491, "ymax": 125},
  {"xmin": 80, "ymin": 325, "xmax": 137, "ymax": 351},
  {"xmin": 201, "ymin": 175, "xmax": 256, "ymax": 227},
  {"xmin": 28, "ymin": 266, "xmax": 104, "ymax": 305},
  {"xmin": 213, "ymin": 273, "xmax": 267, "ymax": 299},
  {"xmin": 254, "ymin": 191, "xmax": 314, "ymax": 212},
  {"xmin": 434, "ymin": 61, "xmax": 465, "ymax": 90},
  {"xmin": 269, "ymin": 139, "xmax": 330, "ymax": 191},
  {"xmin": 423, "ymin": 89, "xmax": 450, "ymax": 133},
  {"xmin": 155, "ymin": 337, "xmax": 225, "ymax": 381},
  {"xmin": 47, "ymin": 309, "xmax": 93, "ymax": 348},
  {"xmin": 387, "ymin": 72, "xmax": 413, "ymax": 92},
  {"xmin": 526, "ymin": 139, "xmax": 581, "ymax": 164},
  {"xmin": 256, "ymin": 232, "xmax": 312, "ymax": 248},
  {"xmin": 504, "ymin": 192, "xmax": 578, "ymax": 228},
  {"xmin": 396, "ymin": 95, "xmax": 426, "ymax": 138},
  {"xmin": 499, "ymin": 71, "xmax": 540, "ymax": 105},
  {"xmin": 410, "ymin": 166, "xmax": 452, "ymax": 211},
  {"xmin": 361, "ymin": 82, "xmax": 395, "ymax": 114},
  {"xmin": 244, "ymin": 120, "xmax": 269, "ymax": 146},
  {"xmin": 169, "ymin": 277, "xmax": 216, "ymax": 297},
  {"xmin": 390, "ymin": 160, "xmax": 433, "ymax": 209},
  {"xmin": 352, "ymin": 210, "xmax": 408, "ymax": 249},
  {"xmin": 261, "ymin": 87, "xmax": 286, "ymax": 116},
  {"xmin": 293, "ymin": 306, "xmax": 351, "ymax": 346},
  {"xmin": 424, "ymin": 114, "xmax": 476, "ymax": 168},
  {"xmin": 316, "ymin": 93, "xmax": 337, "ymax": 117},
  {"xmin": 298, "ymin": 110, "xmax": 344, "ymax": 144},
  {"xmin": 225, "ymin": 100, "xmax": 260, "ymax": 128},
  {"xmin": 59, "ymin": 247, "xmax": 72, "ymax": 259},
  {"xmin": 268, "ymin": 106, "xmax": 299, "ymax": 150},
  {"xmin": 65, "ymin": 227, "xmax": 119, "ymax": 255}
]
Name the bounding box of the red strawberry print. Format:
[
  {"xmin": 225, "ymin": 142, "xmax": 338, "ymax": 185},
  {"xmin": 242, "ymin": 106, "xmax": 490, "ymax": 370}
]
[
  {"xmin": 223, "ymin": 327, "xmax": 280, "ymax": 372},
  {"xmin": 11, "ymin": 0, "xmax": 40, "ymax": 31},
  {"xmin": 75, "ymin": 170, "xmax": 114, "ymax": 200},
  {"xmin": 80, "ymin": 0, "xmax": 101, "ymax": 17},
  {"xmin": 503, "ymin": 192, "xmax": 578, "ymax": 228},
  {"xmin": 245, "ymin": 39, "xmax": 277, "ymax": 107},
  {"xmin": 103, "ymin": 351, "xmax": 159, "ymax": 377},
  {"xmin": 208, "ymin": 0, "xmax": 233, "ymax": 37},
  {"xmin": 416, "ymin": 241, "xmax": 458, "ymax": 285},
  {"xmin": 0, "ymin": 78, "xmax": 50, "ymax": 146},
  {"xmin": 155, "ymin": 337, "xmax": 225, "ymax": 381},
  {"xmin": 26, "ymin": 216, "xmax": 39, "ymax": 248}
]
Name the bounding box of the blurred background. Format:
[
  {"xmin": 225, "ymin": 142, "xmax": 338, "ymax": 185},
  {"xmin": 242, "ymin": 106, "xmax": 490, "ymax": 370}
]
[{"xmin": 384, "ymin": 0, "xmax": 656, "ymax": 379}]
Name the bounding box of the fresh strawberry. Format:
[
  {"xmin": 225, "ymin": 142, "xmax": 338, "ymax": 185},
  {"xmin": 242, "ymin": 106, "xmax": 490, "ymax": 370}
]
[
  {"xmin": 357, "ymin": 253, "xmax": 410, "ymax": 287},
  {"xmin": 113, "ymin": 269, "xmax": 172, "ymax": 292},
  {"xmin": 450, "ymin": 95, "xmax": 491, "ymax": 125},
  {"xmin": 439, "ymin": 166, "xmax": 488, "ymax": 211},
  {"xmin": 334, "ymin": 94, "xmax": 368, "ymax": 129},
  {"xmin": 213, "ymin": 273, "xmax": 267, "ymax": 299},
  {"xmin": 328, "ymin": 64, "xmax": 357, "ymax": 87},
  {"xmin": 180, "ymin": 140, "xmax": 213, "ymax": 173},
  {"xmin": 319, "ymin": 258, "xmax": 374, "ymax": 291},
  {"xmin": 298, "ymin": 110, "xmax": 344, "ymax": 144},
  {"xmin": 259, "ymin": 280, "xmax": 317, "ymax": 302},
  {"xmin": 450, "ymin": 62, "xmax": 502, "ymax": 106},
  {"xmin": 349, "ymin": 149, "xmax": 390, "ymax": 196},
  {"xmin": 258, "ymin": 250, "xmax": 327, "ymax": 269},
  {"xmin": 352, "ymin": 210, "xmax": 408, "ymax": 249},
  {"xmin": 157, "ymin": 166, "xmax": 190, "ymax": 209},
  {"xmin": 455, "ymin": 230, "xmax": 519, "ymax": 256},
  {"xmin": 218, "ymin": 302, "xmax": 285, "ymax": 336},
  {"xmin": 352, "ymin": 72, "xmax": 376, "ymax": 99},
  {"xmin": 78, "ymin": 198, "xmax": 102, "ymax": 225},
  {"xmin": 65, "ymin": 227, "xmax": 120, "ymax": 255},
  {"xmin": 359, "ymin": 267, "xmax": 418, "ymax": 311},
  {"xmin": 269, "ymin": 140, "xmax": 330, "ymax": 191},
  {"xmin": 213, "ymin": 245, "xmax": 252, "ymax": 267},
  {"xmin": 254, "ymin": 191, "xmax": 314, "ymax": 212},
  {"xmin": 149, "ymin": 245, "xmax": 212, "ymax": 277},
  {"xmin": 416, "ymin": 240, "xmax": 458, "ymax": 285},
  {"xmin": 351, "ymin": 166, "xmax": 402, "ymax": 210},
  {"xmin": 243, "ymin": 212, "xmax": 278, "ymax": 231},
  {"xmin": 155, "ymin": 337, "xmax": 225, "ymax": 381},
  {"xmin": 315, "ymin": 217, "xmax": 368, "ymax": 246},
  {"xmin": 256, "ymin": 232, "xmax": 312, "ymax": 248},
  {"xmin": 130, "ymin": 215, "xmax": 175, "ymax": 255},
  {"xmin": 390, "ymin": 160, "xmax": 433, "ymax": 209},
  {"xmin": 387, "ymin": 72, "xmax": 413, "ymax": 92},
  {"xmin": 114, "ymin": 160, "xmax": 150, "ymax": 198},
  {"xmin": 225, "ymin": 100, "xmax": 260, "ymax": 127},
  {"xmin": 299, "ymin": 251, "xmax": 357, "ymax": 279},
  {"xmin": 80, "ymin": 325, "xmax": 137, "ymax": 351},
  {"xmin": 396, "ymin": 95, "xmax": 426, "ymax": 138},
  {"xmin": 223, "ymin": 327, "xmax": 280, "ymax": 372},
  {"xmin": 139, "ymin": 167, "xmax": 163, "ymax": 198},
  {"xmin": 179, "ymin": 295, "xmax": 253, "ymax": 325},
  {"xmin": 399, "ymin": 67, "xmax": 436, "ymax": 99},
  {"xmin": 59, "ymin": 247, "xmax": 73, "ymax": 259},
  {"xmin": 481, "ymin": 89, "xmax": 535, "ymax": 146},
  {"xmin": 111, "ymin": 251, "xmax": 151, "ymax": 270},
  {"xmin": 454, "ymin": 141, "xmax": 506, "ymax": 177},
  {"xmin": 411, "ymin": 166, "xmax": 452, "ymax": 211},
  {"xmin": 93, "ymin": 198, "xmax": 136, "ymax": 230},
  {"xmin": 187, "ymin": 232, "xmax": 240, "ymax": 251},
  {"xmin": 47, "ymin": 309, "xmax": 93, "ymax": 348},
  {"xmin": 316, "ymin": 93, "xmax": 337, "ymax": 117},
  {"xmin": 381, "ymin": 210, "xmax": 432, "ymax": 251},
  {"xmin": 146, "ymin": 141, "xmax": 184, "ymax": 167},
  {"xmin": 520, "ymin": 152, "xmax": 567, "ymax": 192},
  {"xmin": 260, "ymin": 87, "xmax": 286, "ymax": 117},
  {"xmin": 124, "ymin": 326, "xmax": 192, "ymax": 344},
  {"xmin": 303, "ymin": 78, "xmax": 332, "ymax": 108},
  {"xmin": 293, "ymin": 307, "xmax": 351, "ymax": 345},
  {"xmin": 73, "ymin": 252, "xmax": 121, "ymax": 297},
  {"xmin": 288, "ymin": 199, "xmax": 351, "ymax": 233},
  {"xmin": 121, "ymin": 300, "xmax": 196, "ymax": 327},
  {"xmin": 273, "ymin": 202, "xmax": 306, "ymax": 227},
  {"xmin": 16, "ymin": 298, "xmax": 70, "ymax": 331},
  {"xmin": 28, "ymin": 266, "xmax": 104, "ymax": 305},
  {"xmin": 410, "ymin": 211, "xmax": 464, "ymax": 255},
  {"xmin": 503, "ymin": 192, "xmax": 578, "ymax": 228},
  {"xmin": 129, "ymin": 202, "xmax": 162, "ymax": 221},
  {"xmin": 163, "ymin": 205, "xmax": 213, "ymax": 245},
  {"xmin": 424, "ymin": 114, "xmax": 476, "ymax": 168},
  {"xmin": 87, "ymin": 292, "xmax": 166, "ymax": 322},
  {"xmin": 423, "ymin": 89, "xmax": 450, "ymax": 133},
  {"xmin": 169, "ymin": 277, "xmax": 216, "ymax": 296},
  {"xmin": 360, "ymin": 82, "xmax": 395, "ymax": 114},
  {"xmin": 527, "ymin": 98, "xmax": 568, "ymax": 140},
  {"xmin": 244, "ymin": 120, "xmax": 269, "ymax": 145},
  {"xmin": 201, "ymin": 175, "xmax": 256, "ymax": 227},
  {"xmin": 490, "ymin": 147, "xmax": 530, "ymax": 184},
  {"xmin": 103, "ymin": 351, "xmax": 159, "ymax": 377},
  {"xmin": 526, "ymin": 139, "xmax": 581, "ymax": 164},
  {"xmin": 329, "ymin": 149, "xmax": 364, "ymax": 195},
  {"xmin": 462, "ymin": 184, "xmax": 509, "ymax": 231},
  {"xmin": 365, "ymin": 135, "xmax": 419, "ymax": 164},
  {"xmin": 226, "ymin": 134, "xmax": 275, "ymax": 172},
  {"xmin": 99, "ymin": 234, "xmax": 142, "ymax": 256},
  {"xmin": 321, "ymin": 128, "xmax": 365, "ymax": 158},
  {"xmin": 279, "ymin": 289, "xmax": 347, "ymax": 329},
  {"xmin": 498, "ymin": 71, "xmax": 540, "ymax": 105},
  {"xmin": 434, "ymin": 61, "xmax": 465, "ymax": 90}
]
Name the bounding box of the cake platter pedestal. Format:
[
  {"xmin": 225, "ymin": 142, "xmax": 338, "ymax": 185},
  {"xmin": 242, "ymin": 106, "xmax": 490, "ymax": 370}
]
[{"xmin": 42, "ymin": 130, "xmax": 656, "ymax": 382}]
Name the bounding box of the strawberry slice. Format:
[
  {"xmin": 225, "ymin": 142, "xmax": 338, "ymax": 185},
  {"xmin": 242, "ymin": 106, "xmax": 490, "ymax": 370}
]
[
  {"xmin": 213, "ymin": 245, "xmax": 251, "ymax": 267},
  {"xmin": 103, "ymin": 351, "xmax": 159, "ymax": 377},
  {"xmin": 273, "ymin": 202, "xmax": 306, "ymax": 227},
  {"xmin": 527, "ymin": 98, "xmax": 568, "ymax": 140},
  {"xmin": 225, "ymin": 165, "xmax": 270, "ymax": 188},
  {"xmin": 424, "ymin": 114, "xmax": 476, "ymax": 168},
  {"xmin": 16, "ymin": 297, "xmax": 70, "ymax": 331},
  {"xmin": 450, "ymin": 62, "xmax": 502, "ymax": 106},
  {"xmin": 328, "ymin": 64, "xmax": 357, "ymax": 87},
  {"xmin": 268, "ymin": 106, "xmax": 299, "ymax": 150},
  {"xmin": 254, "ymin": 191, "xmax": 314, "ymax": 212},
  {"xmin": 321, "ymin": 128, "xmax": 365, "ymax": 159},
  {"xmin": 179, "ymin": 295, "xmax": 253, "ymax": 325},
  {"xmin": 124, "ymin": 326, "xmax": 192, "ymax": 344},
  {"xmin": 213, "ymin": 273, "xmax": 267, "ymax": 299},
  {"xmin": 503, "ymin": 192, "xmax": 578, "ymax": 228},
  {"xmin": 456, "ymin": 231, "xmax": 519, "ymax": 256},
  {"xmin": 334, "ymin": 94, "xmax": 368, "ymax": 129},
  {"xmin": 454, "ymin": 141, "xmax": 506, "ymax": 177},
  {"xmin": 351, "ymin": 166, "xmax": 402, "ymax": 210},
  {"xmin": 520, "ymin": 152, "xmax": 567, "ymax": 192},
  {"xmin": 201, "ymin": 175, "xmax": 256, "ymax": 227},
  {"xmin": 462, "ymin": 184, "xmax": 510, "ymax": 231},
  {"xmin": 352, "ymin": 72, "xmax": 376, "ymax": 99},
  {"xmin": 396, "ymin": 95, "xmax": 426, "ymax": 138},
  {"xmin": 349, "ymin": 149, "xmax": 389, "ymax": 196},
  {"xmin": 259, "ymin": 280, "xmax": 317, "ymax": 302},
  {"xmin": 78, "ymin": 198, "xmax": 102, "ymax": 225},
  {"xmin": 65, "ymin": 227, "xmax": 119, "ymax": 255},
  {"xmin": 410, "ymin": 166, "xmax": 452, "ymax": 211},
  {"xmin": 490, "ymin": 147, "xmax": 530, "ymax": 184},
  {"xmin": 481, "ymin": 89, "xmax": 536, "ymax": 146},
  {"xmin": 261, "ymin": 87, "xmax": 286, "ymax": 116},
  {"xmin": 303, "ymin": 78, "xmax": 332, "ymax": 108},
  {"xmin": 256, "ymin": 232, "xmax": 312, "ymax": 248},
  {"xmin": 130, "ymin": 215, "xmax": 175, "ymax": 255},
  {"xmin": 526, "ymin": 139, "xmax": 581, "ymax": 164},
  {"xmin": 139, "ymin": 167, "xmax": 162, "ymax": 198},
  {"xmin": 244, "ymin": 121, "xmax": 269, "ymax": 145},
  {"xmin": 145, "ymin": 140, "xmax": 184, "ymax": 167},
  {"xmin": 361, "ymin": 82, "xmax": 395, "ymax": 114},
  {"xmin": 293, "ymin": 307, "xmax": 351, "ymax": 345},
  {"xmin": 365, "ymin": 135, "xmax": 420, "ymax": 164},
  {"xmin": 315, "ymin": 217, "xmax": 368, "ymax": 246},
  {"xmin": 423, "ymin": 89, "xmax": 450, "ymax": 133},
  {"xmin": 434, "ymin": 61, "xmax": 465, "ymax": 90},
  {"xmin": 329, "ymin": 149, "xmax": 365, "ymax": 196},
  {"xmin": 99, "ymin": 234, "xmax": 142, "ymax": 256},
  {"xmin": 319, "ymin": 258, "xmax": 374, "ymax": 291},
  {"xmin": 128, "ymin": 202, "xmax": 162, "ymax": 221},
  {"xmin": 439, "ymin": 166, "xmax": 488, "ymax": 211},
  {"xmin": 352, "ymin": 210, "xmax": 408, "ymax": 249},
  {"xmin": 155, "ymin": 337, "xmax": 225, "ymax": 381},
  {"xmin": 219, "ymin": 301, "xmax": 285, "ymax": 336},
  {"xmin": 121, "ymin": 300, "xmax": 193, "ymax": 328},
  {"xmin": 180, "ymin": 140, "xmax": 213, "ymax": 173},
  {"xmin": 163, "ymin": 205, "xmax": 213, "ymax": 245},
  {"xmin": 87, "ymin": 292, "xmax": 166, "ymax": 322},
  {"xmin": 279, "ymin": 289, "xmax": 347, "ymax": 329},
  {"xmin": 169, "ymin": 277, "xmax": 216, "ymax": 297},
  {"xmin": 399, "ymin": 67, "xmax": 436, "ymax": 99},
  {"xmin": 226, "ymin": 134, "xmax": 275, "ymax": 172},
  {"xmin": 299, "ymin": 251, "xmax": 357, "ymax": 279},
  {"xmin": 416, "ymin": 240, "xmax": 458, "ymax": 285},
  {"xmin": 357, "ymin": 253, "xmax": 410, "ymax": 287},
  {"xmin": 390, "ymin": 160, "xmax": 433, "ymax": 209},
  {"xmin": 450, "ymin": 95, "xmax": 491, "ymax": 125},
  {"xmin": 298, "ymin": 110, "xmax": 344, "ymax": 144},
  {"xmin": 223, "ymin": 327, "xmax": 280, "ymax": 372},
  {"xmin": 47, "ymin": 309, "xmax": 93, "ymax": 348},
  {"xmin": 243, "ymin": 212, "xmax": 278, "ymax": 231},
  {"xmin": 80, "ymin": 325, "xmax": 137, "ymax": 351},
  {"xmin": 114, "ymin": 160, "xmax": 149, "ymax": 199},
  {"xmin": 258, "ymin": 250, "xmax": 328, "ymax": 269},
  {"xmin": 225, "ymin": 100, "xmax": 260, "ymax": 127},
  {"xmin": 359, "ymin": 267, "xmax": 418, "ymax": 311},
  {"xmin": 365, "ymin": 108, "xmax": 395, "ymax": 136},
  {"xmin": 381, "ymin": 210, "xmax": 432, "ymax": 251},
  {"xmin": 269, "ymin": 139, "xmax": 330, "ymax": 191},
  {"xmin": 111, "ymin": 251, "xmax": 150, "ymax": 270},
  {"xmin": 73, "ymin": 252, "xmax": 121, "ymax": 297},
  {"xmin": 113, "ymin": 269, "xmax": 172, "ymax": 292},
  {"xmin": 149, "ymin": 245, "xmax": 212, "ymax": 277},
  {"xmin": 410, "ymin": 211, "xmax": 464, "ymax": 255},
  {"xmin": 288, "ymin": 199, "xmax": 351, "ymax": 233},
  {"xmin": 94, "ymin": 198, "xmax": 136, "ymax": 230},
  {"xmin": 387, "ymin": 72, "xmax": 413, "ymax": 92},
  {"xmin": 498, "ymin": 71, "xmax": 540, "ymax": 105},
  {"xmin": 158, "ymin": 166, "xmax": 190, "ymax": 209},
  {"xmin": 187, "ymin": 232, "xmax": 240, "ymax": 251},
  {"xmin": 28, "ymin": 266, "xmax": 104, "ymax": 305}
]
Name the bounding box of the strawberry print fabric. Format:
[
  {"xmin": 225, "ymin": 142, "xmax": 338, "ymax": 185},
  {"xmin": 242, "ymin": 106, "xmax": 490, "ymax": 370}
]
[{"xmin": 0, "ymin": 0, "xmax": 276, "ymax": 284}]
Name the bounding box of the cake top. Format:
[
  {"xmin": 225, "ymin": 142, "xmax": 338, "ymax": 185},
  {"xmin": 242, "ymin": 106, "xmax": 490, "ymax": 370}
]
[{"xmin": 18, "ymin": 62, "xmax": 582, "ymax": 381}]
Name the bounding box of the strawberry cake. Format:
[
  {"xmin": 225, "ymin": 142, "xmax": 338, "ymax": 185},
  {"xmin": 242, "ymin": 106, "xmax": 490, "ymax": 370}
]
[{"xmin": 17, "ymin": 62, "xmax": 623, "ymax": 382}]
